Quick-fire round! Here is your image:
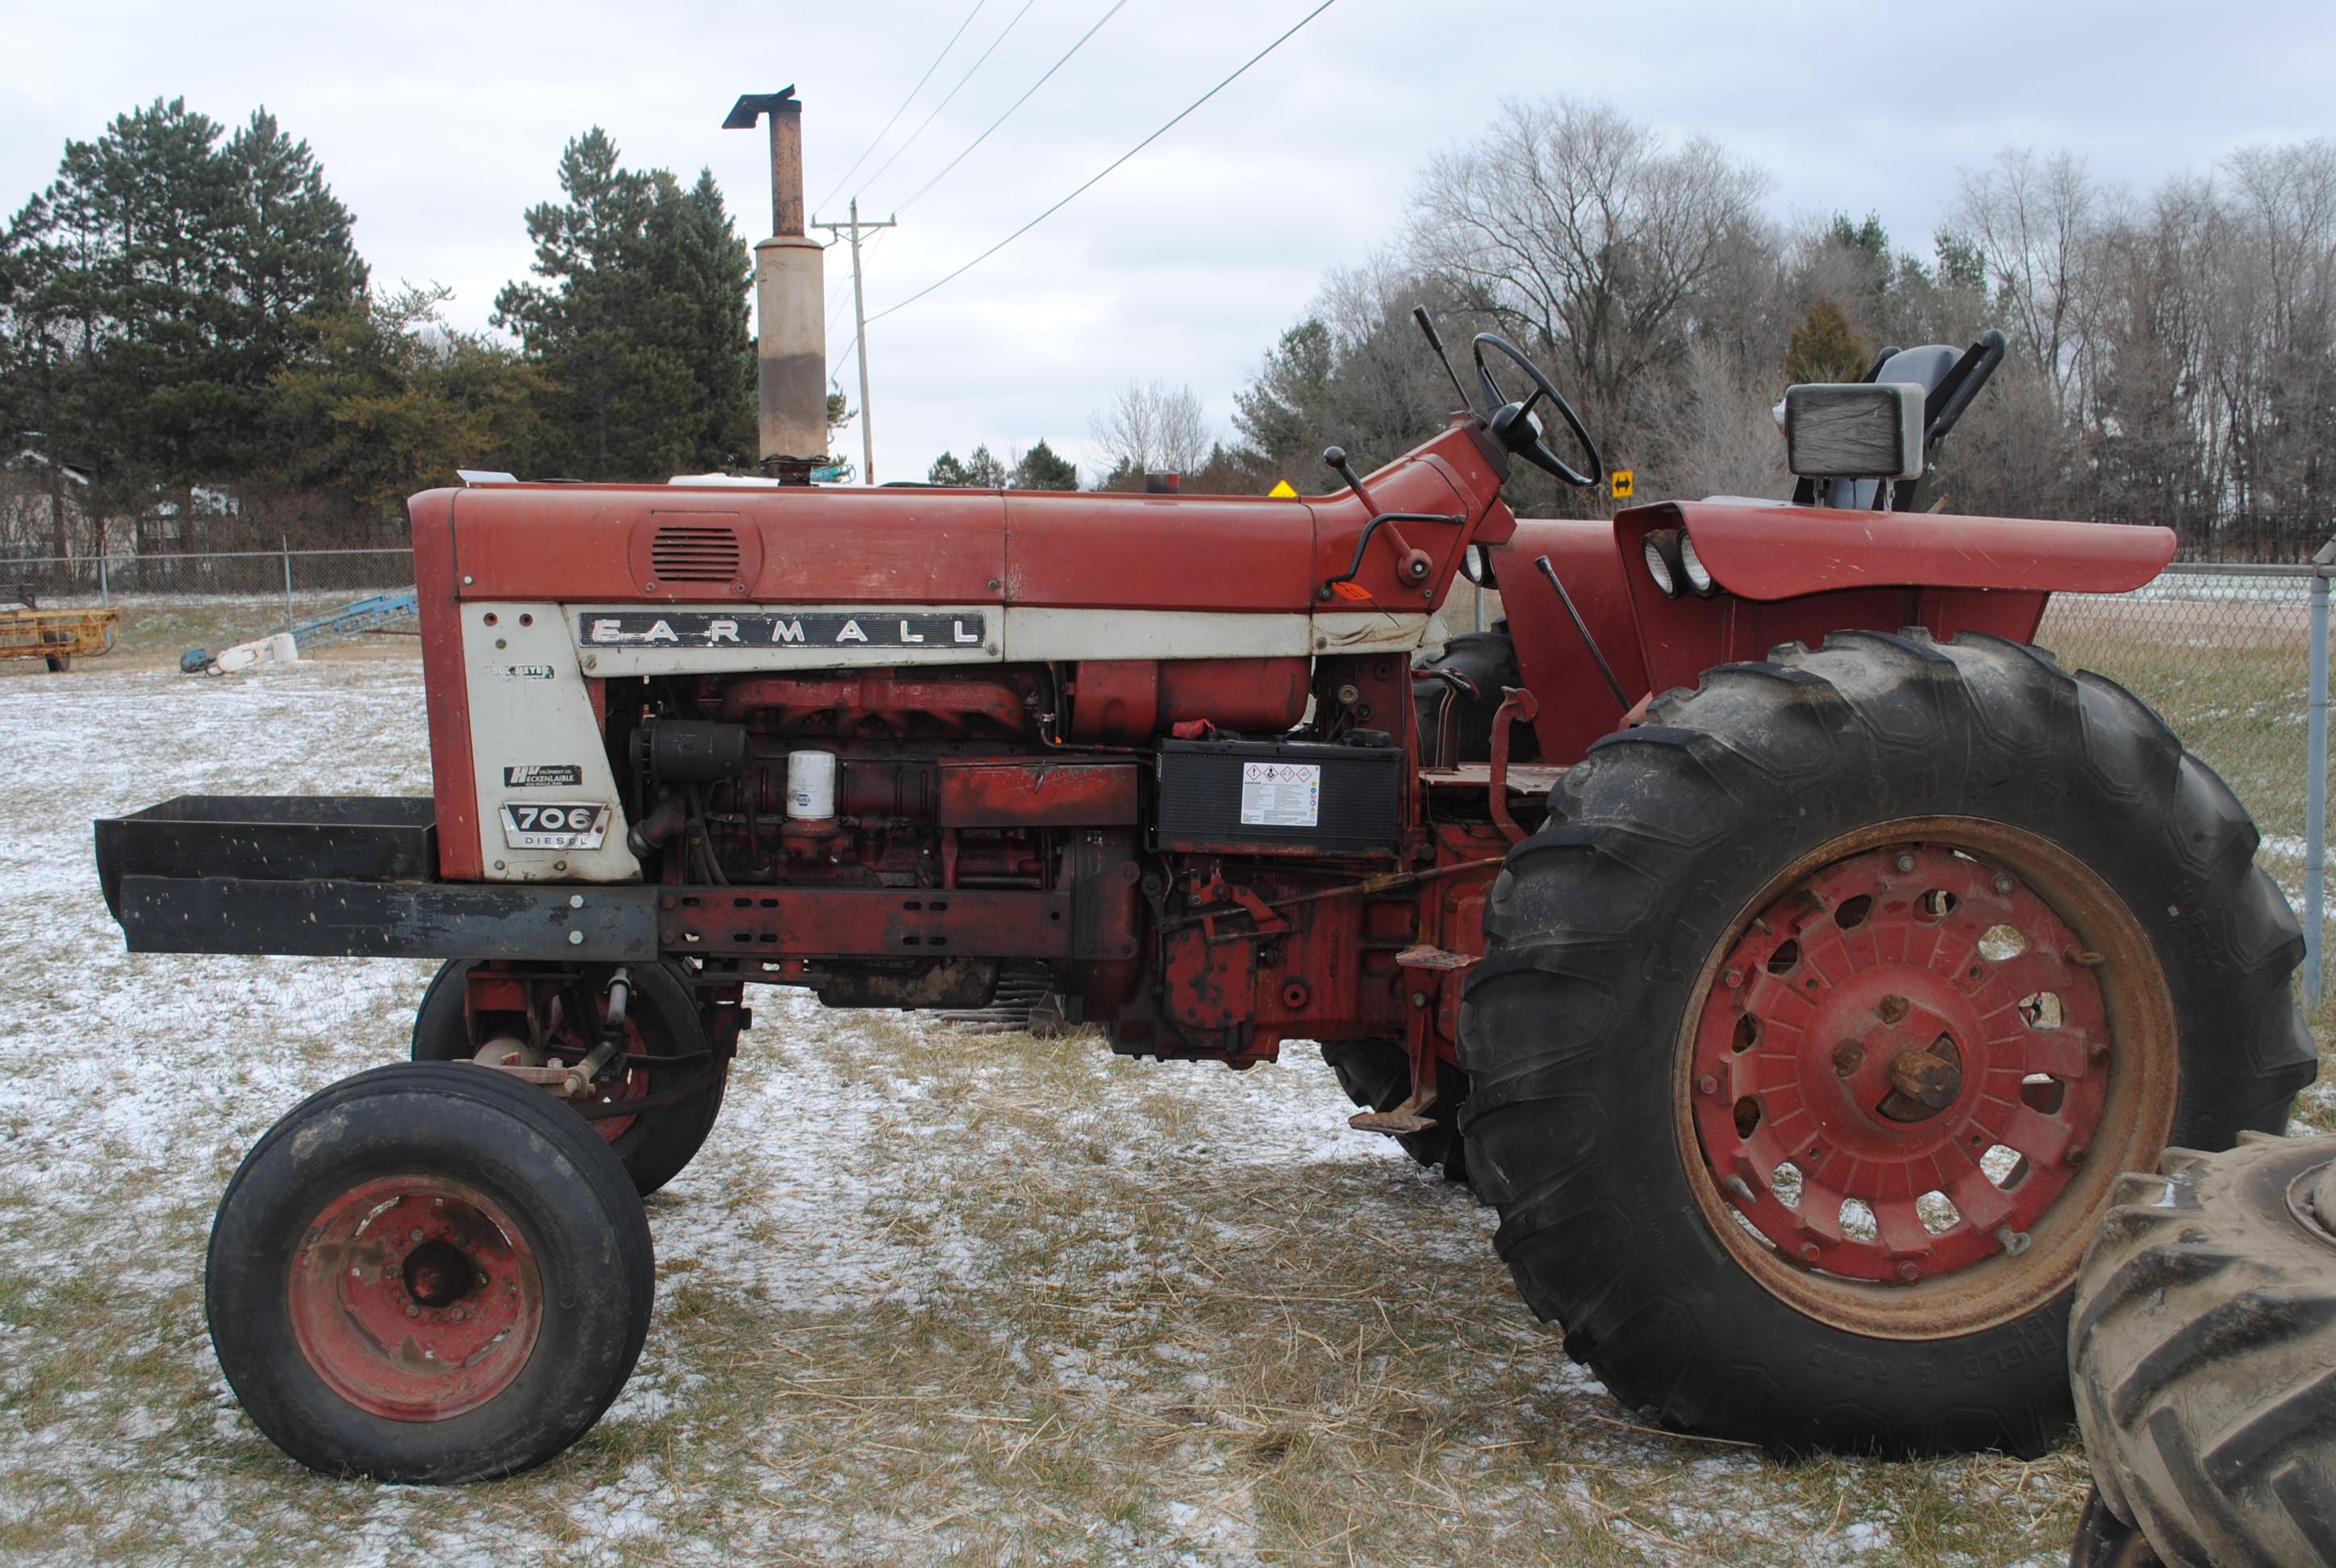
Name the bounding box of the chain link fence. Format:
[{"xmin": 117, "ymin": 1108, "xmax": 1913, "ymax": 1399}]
[
  {"xmin": 2, "ymin": 548, "xmax": 417, "ymax": 665},
  {"xmin": 3, "ymin": 548, "xmax": 412, "ymax": 603},
  {"xmin": 2038, "ymin": 562, "xmax": 2333, "ymax": 1001}
]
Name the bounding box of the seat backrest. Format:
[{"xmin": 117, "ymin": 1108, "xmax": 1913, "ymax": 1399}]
[{"xmin": 1815, "ymin": 344, "xmax": 1962, "ymax": 509}]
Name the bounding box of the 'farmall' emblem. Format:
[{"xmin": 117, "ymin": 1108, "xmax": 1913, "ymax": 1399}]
[{"xmin": 578, "ymin": 611, "xmax": 989, "ymax": 648}]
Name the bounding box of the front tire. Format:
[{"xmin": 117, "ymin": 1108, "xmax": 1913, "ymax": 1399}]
[
  {"xmin": 1460, "ymin": 631, "xmax": 2314, "ymax": 1455},
  {"xmin": 206, "ymin": 1061, "xmax": 655, "ymax": 1483}
]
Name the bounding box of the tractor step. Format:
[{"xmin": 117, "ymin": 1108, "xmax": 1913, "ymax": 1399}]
[
  {"xmin": 1395, "ymin": 943, "xmax": 1476, "ymax": 971},
  {"xmin": 1349, "ymin": 1108, "xmax": 1439, "ymax": 1136}
]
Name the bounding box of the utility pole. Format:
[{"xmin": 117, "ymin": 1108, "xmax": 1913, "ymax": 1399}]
[{"xmin": 812, "ymin": 199, "xmax": 896, "ymax": 485}]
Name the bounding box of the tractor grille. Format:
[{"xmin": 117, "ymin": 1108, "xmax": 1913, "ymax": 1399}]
[{"xmin": 649, "ymin": 524, "xmax": 743, "ymax": 585}]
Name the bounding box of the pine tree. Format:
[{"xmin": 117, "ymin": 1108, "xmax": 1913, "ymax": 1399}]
[
  {"xmin": 1232, "ymin": 318, "xmax": 1333, "ymax": 464},
  {"xmin": 493, "ymin": 130, "xmax": 754, "ymax": 480},
  {"xmin": 1009, "ymin": 439, "xmax": 1078, "ymax": 490},
  {"xmin": 0, "ymin": 98, "xmax": 365, "ymax": 503},
  {"xmin": 1784, "ymin": 297, "xmax": 1871, "ymax": 386},
  {"xmin": 927, "ymin": 445, "xmax": 1007, "ymax": 487}
]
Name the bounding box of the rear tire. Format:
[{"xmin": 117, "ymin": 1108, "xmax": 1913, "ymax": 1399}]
[
  {"xmin": 1321, "ymin": 1039, "xmax": 1468, "ymax": 1179},
  {"xmin": 1460, "ymin": 631, "xmax": 2314, "ymax": 1455},
  {"xmin": 414, "ymin": 959, "xmax": 727, "ymax": 1197},
  {"xmin": 206, "ymin": 1061, "xmax": 654, "ymax": 1483},
  {"xmin": 2070, "ymin": 1136, "xmax": 2336, "ymax": 1568}
]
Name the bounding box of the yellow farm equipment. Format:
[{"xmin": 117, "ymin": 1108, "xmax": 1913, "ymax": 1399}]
[{"xmin": 0, "ymin": 597, "xmax": 118, "ymax": 673}]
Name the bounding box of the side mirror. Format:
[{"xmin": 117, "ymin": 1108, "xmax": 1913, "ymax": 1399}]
[{"xmin": 1782, "ymin": 382, "xmax": 1925, "ymax": 482}]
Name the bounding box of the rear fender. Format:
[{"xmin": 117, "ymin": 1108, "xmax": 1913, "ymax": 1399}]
[{"xmin": 1491, "ymin": 503, "xmax": 2175, "ymax": 765}]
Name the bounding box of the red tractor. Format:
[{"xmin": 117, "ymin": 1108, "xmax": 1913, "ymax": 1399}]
[{"xmin": 97, "ymin": 319, "xmax": 2313, "ymax": 1481}]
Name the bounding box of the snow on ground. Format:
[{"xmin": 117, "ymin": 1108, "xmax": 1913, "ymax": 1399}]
[{"xmin": 0, "ymin": 659, "xmax": 2113, "ymax": 1564}]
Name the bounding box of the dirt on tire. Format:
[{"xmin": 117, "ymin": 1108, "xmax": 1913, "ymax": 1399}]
[{"xmin": 2071, "ymin": 1134, "xmax": 2336, "ymax": 1567}]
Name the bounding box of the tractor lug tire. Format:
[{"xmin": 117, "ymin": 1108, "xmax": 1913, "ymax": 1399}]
[
  {"xmin": 2070, "ymin": 1135, "xmax": 2336, "ymax": 1568},
  {"xmin": 206, "ymin": 1061, "xmax": 654, "ymax": 1483},
  {"xmin": 414, "ymin": 958, "xmax": 728, "ymax": 1197},
  {"xmin": 1459, "ymin": 630, "xmax": 2314, "ymax": 1456}
]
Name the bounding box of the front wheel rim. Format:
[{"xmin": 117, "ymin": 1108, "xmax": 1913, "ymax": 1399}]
[
  {"xmin": 1676, "ymin": 817, "xmax": 2180, "ymax": 1341},
  {"xmin": 287, "ymin": 1175, "xmax": 544, "ymax": 1420}
]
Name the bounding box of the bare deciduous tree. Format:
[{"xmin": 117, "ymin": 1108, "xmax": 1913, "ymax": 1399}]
[
  {"xmin": 1955, "ymin": 150, "xmax": 2110, "ymax": 417},
  {"xmin": 1088, "ymin": 379, "xmax": 1211, "ymax": 481},
  {"xmin": 1412, "ymin": 98, "xmax": 1770, "ymax": 451}
]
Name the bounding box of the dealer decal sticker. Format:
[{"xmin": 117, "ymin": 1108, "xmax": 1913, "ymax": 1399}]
[
  {"xmin": 504, "ymin": 764, "xmax": 584, "ymax": 788},
  {"xmin": 499, "ymin": 803, "xmax": 611, "ymax": 850},
  {"xmin": 578, "ymin": 611, "xmax": 989, "ymax": 649},
  {"xmin": 499, "ymin": 664, "xmax": 556, "ymax": 681}
]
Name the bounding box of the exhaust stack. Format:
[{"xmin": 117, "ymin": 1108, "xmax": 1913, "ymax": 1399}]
[{"xmin": 724, "ymin": 88, "xmax": 826, "ymax": 481}]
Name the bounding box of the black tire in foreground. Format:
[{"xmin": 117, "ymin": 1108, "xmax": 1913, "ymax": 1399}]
[
  {"xmin": 2071, "ymin": 1134, "xmax": 2336, "ymax": 1567},
  {"xmin": 414, "ymin": 959, "xmax": 728, "ymax": 1197},
  {"xmin": 1460, "ymin": 630, "xmax": 2315, "ymax": 1456},
  {"xmin": 207, "ymin": 1061, "xmax": 655, "ymax": 1483},
  {"xmin": 1412, "ymin": 628, "xmax": 1533, "ymax": 766},
  {"xmin": 1321, "ymin": 1038, "xmax": 1468, "ymax": 1179}
]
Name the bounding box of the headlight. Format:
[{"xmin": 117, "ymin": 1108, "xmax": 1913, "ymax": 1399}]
[
  {"xmin": 1679, "ymin": 530, "xmax": 1715, "ymax": 595},
  {"xmin": 1462, "ymin": 543, "xmax": 1497, "ymax": 587},
  {"xmin": 1641, "ymin": 531, "xmax": 1681, "ymax": 598}
]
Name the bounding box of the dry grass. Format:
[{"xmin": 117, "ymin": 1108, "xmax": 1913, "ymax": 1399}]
[
  {"xmin": 0, "ymin": 970, "xmax": 2117, "ymax": 1566},
  {"xmin": 1, "ymin": 598, "xmax": 2327, "ymax": 1565}
]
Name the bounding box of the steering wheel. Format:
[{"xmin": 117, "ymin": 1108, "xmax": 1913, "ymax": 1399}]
[{"xmin": 1472, "ymin": 333, "xmax": 1600, "ymax": 489}]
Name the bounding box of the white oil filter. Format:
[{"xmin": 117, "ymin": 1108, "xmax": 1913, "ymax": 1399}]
[{"xmin": 786, "ymin": 750, "xmax": 837, "ymax": 819}]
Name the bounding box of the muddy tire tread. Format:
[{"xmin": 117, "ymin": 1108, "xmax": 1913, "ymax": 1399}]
[{"xmin": 2072, "ymin": 1136, "xmax": 2336, "ymax": 1568}]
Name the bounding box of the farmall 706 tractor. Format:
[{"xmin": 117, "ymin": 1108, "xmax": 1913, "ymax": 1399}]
[{"xmin": 96, "ymin": 319, "xmax": 2315, "ymax": 1482}]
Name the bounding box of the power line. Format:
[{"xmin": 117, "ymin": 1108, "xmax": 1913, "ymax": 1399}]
[
  {"xmin": 895, "ymin": 0, "xmax": 1133, "ymax": 215},
  {"xmin": 811, "ymin": 0, "xmax": 991, "ymax": 216},
  {"xmin": 850, "ymin": 0, "xmax": 1041, "ymax": 206},
  {"xmin": 867, "ymin": 0, "xmax": 1342, "ymax": 327}
]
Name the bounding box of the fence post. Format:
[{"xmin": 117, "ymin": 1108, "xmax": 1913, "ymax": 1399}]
[
  {"xmin": 282, "ymin": 536, "xmax": 294, "ymax": 636},
  {"xmin": 98, "ymin": 554, "xmax": 109, "ymax": 608},
  {"xmin": 2309, "ymin": 540, "xmax": 2333, "ymax": 1009}
]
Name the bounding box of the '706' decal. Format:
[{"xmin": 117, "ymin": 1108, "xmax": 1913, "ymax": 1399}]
[{"xmin": 499, "ymin": 803, "xmax": 611, "ymax": 850}]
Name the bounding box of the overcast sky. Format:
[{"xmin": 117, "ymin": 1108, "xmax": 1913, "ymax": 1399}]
[{"xmin": 6, "ymin": 0, "xmax": 2333, "ymax": 485}]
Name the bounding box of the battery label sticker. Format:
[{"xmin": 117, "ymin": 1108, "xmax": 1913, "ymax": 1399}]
[
  {"xmin": 1239, "ymin": 761, "xmax": 1321, "ymax": 828},
  {"xmin": 504, "ymin": 764, "xmax": 583, "ymax": 788},
  {"xmin": 499, "ymin": 803, "xmax": 611, "ymax": 850}
]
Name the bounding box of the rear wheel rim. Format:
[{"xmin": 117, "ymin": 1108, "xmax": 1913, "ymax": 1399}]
[
  {"xmin": 1676, "ymin": 817, "xmax": 2179, "ymax": 1340},
  {"xmin": 287, "ymin": 1175, "xmax": 544, "ymax": 1420}
]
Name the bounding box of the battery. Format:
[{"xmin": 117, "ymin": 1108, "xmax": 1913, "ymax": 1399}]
[{"xmin": 1153, "ymin": 737, "xmax": 1403, "ymax": 855}]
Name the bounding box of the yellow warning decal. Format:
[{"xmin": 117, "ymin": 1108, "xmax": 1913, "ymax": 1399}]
[
  {"xmin": 1269, "ymin": 480, "xmax": 1299, "ymax": 498},
  {"xmin": 1610, "ymin": 469, "xmax": 1635, "ymax": 500}
]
